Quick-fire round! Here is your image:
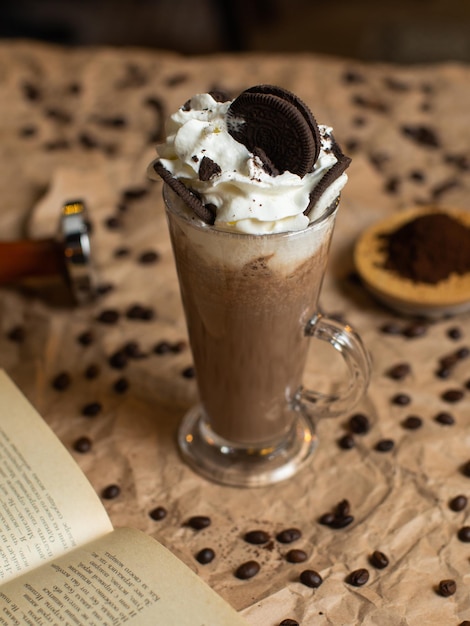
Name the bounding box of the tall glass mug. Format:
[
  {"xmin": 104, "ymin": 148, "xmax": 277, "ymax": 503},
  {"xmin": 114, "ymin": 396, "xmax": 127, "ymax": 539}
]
[{"xmin": 164, "ymin": 185, "xmax": 370, "ymax": 487}]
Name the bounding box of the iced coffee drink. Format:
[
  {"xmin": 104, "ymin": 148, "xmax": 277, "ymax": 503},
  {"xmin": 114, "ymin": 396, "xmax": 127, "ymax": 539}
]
[{"xmin": 150, "ymin": 85, "xmax": 370, "ymax": 486}]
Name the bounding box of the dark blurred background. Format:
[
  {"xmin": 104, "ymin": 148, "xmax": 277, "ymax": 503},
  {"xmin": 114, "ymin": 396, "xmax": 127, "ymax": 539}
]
[{"xmin": 0, "ymin": 0, "xmax": 469, "ymax": 62}]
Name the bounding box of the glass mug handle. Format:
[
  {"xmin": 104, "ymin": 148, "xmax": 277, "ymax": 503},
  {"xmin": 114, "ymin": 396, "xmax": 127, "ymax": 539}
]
[{"xmin": 298, "ymin": 313, "xmax": 371, "ymax": 418}]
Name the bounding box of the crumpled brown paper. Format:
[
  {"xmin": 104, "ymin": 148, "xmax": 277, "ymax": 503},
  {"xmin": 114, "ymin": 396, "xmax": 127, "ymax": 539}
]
[{"xmin": 1, "ymin": 41, "xmax": 470, "ymax": 625}]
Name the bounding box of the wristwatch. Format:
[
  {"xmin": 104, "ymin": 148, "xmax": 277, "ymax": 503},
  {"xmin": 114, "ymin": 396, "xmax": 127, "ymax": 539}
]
[{"xmin": 0, "ymin": 200, "xmax": 95, "ymax": 304}]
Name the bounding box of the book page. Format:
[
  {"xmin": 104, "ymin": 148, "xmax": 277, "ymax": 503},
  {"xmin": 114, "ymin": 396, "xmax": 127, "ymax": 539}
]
[
  {"xmin": 0, "ymin": 370, "xmax": 113, "ymax": 584},
  {"xmin": 0, "ymin": 527, "xmax": 249, "ymax": 626}
]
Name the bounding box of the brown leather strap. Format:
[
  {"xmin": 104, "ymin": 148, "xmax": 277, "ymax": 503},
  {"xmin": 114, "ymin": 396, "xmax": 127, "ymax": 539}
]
[{"xmin": 0, "ymin": 239, "xmax": 64, "ymax": 285}]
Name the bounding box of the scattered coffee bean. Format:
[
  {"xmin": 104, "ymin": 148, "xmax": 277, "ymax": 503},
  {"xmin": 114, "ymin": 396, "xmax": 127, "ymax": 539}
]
[
  {"xmin": 391, "ymin": 393, "xmax": 411, "ymax": 406},
  {"xmin": 318, "ymin": 512, "xmax": 335, "ymax": 526},
  {"xmin": 154, "ymin": 341, "xmax": 173, "ymax": 354},
  {"xmin": 185, "ymin": 515, "xmax": 211, "ymax": 530},
  {"xmin": 375, "ymin": 439, "xmax": 395, "ymax": 452},
  {"xmin": 369, "ymin": 550, "xmax": 389, "ymax": 569},
  {"xmin": 347, "ymin": 568, "xmax": 370, "ymax": 587},
  {"xmin": 6, "ymin": 325, "xmax": 25, "ymax": 342},
  {"xmin": 21, "ymin": 81, "xmax": 41, "ymax": 101},
  {"xmin": 114, "ymin": 246, "xmax": 130, "ymax": 258},
  {"xmin": 401, "ymin": 415, "xmax": 423, "ymax": 430},
  {"xmin": 449, "ymin": 495, "xmax": 467, "ymax": 512},
  {"xmin": 276, "ymin": 528, "xmax": 302, "ymax": 544},
  {"xmin": 338, "ymin": 434, "xmax": 356, "ymax": 449},
  {"xmin": 380, "ymin": 322, "xmax": 402, "ymax": 335},
  {"xmin": 113, "ymin": 377, "xmax": 129, "ymax": 393},
  {"xmin": 349, "ymin": 413, "xmax": 371, "ymax": 435},
  {"xmin": 149, "ymin": 506, "xmax": 167, "ymax": 521},
  {"xmin": 196, "ymin": 548, "xmax": 215, "ymax": 564},
  {"xmin": 235, "ymin": 560, "xmax": 260, "ymax": 580},
  {"xmin": 244, "ymin": 530, "xmax": 270, "ymax": 544},
  {"xmin": 102, "ymin": 484, "xmax": 121, "ymax": 499},
  {"xmin": 457, "ymin": 526, "xmax": 470, "ymax": 542},
  {"xmin": 123, "ymin": 341, "xmax": 146, "ymax": 359},
  {"xmin": 108, "ymin": 350, "xmax": 128, "ymax": 370},
  {"xmin": 437, "ymin": 579, "xmax": 456, "ymax": 597},
  {"xmin": 138, "ymin": 250, "xmax": 160, "ymax": 264},
  {"xmin": 401, "ymin": 124, "xmax": 440, "ymax": 148},
  {"xmin": 336, "ymin": 499, "xmax": 351, "ymax": 517},
  {"xmin": 84, "ymin": 364, "xmax": 100, "ymax": 379},
  {"xmin": 77, "ymin": 330, "xmax": 94, "ymax": 346},
  {"xmin": 126, "ymin": 304, "xmax": 156, "ymax": 321},
  {"xmin": 81, "ymin": 402, "xmax": 102, "ymax": 417},
  {"xmin": 466, "ymin": 379, "xmax": 470, "ymax": 390},
  {"xmin": 386, "ymin": 362, "xmax": 411, "ymax": 380},
  {"xmin": 441, "ymin": 389, "xmax": 464, "ymax": 403},
  {"xmin": 402, "ymin": 322, "xmax": 428, "ymax": 339},
  {"xmin": 96, "ymin": 282, "xmax": 114, "ymax": 296},
  {"xmin": 279, "ymin": 620, "xmax": 299, "ymax": 626},
  {"xmin": 123, "ymin": 185, "xmax": 149, "ymax": 200},
  {"xmin": 460, "ymin": 460, "xmax": 470, "ymax": 478},
  {"xmin": 73, "ymin": 436, "xmax": 92, "ymax": 453},
  {"xmin": 299, "ymin": 569, "xmax": 323, "ymax": 588},
  {"xmin": 434, "ymin": 411, "xmax": 455, "ymax": 426},
  {"xmin": 182, "ymin": 366, "xmax": 196, "ymax": 379},
  {"xmin": 457, "ymin": 346, "xmax": 470, "ymax": 359},
  {"xmin": 329, "ymin": 515, "xmax": 355, "ymax": 529},
  {"xmin": 435, "ymin": 366, "xmax": 452, "ymax": 379},
  {"xmin": 459, "ymin": 622, "xmax": 470, "ymax": 626},
  {"xmin": 285, "ymin": 549, "xmax": 308, "ymax": 563},
  {"xmin": 96, "ymin": 309, "xmax": 120, "ymax": 324},
  {"xmin": 104, "ymin": 215, "xmax": 122, "ymax": 230},
  {"xmin": 52, "ymin": 371, "xmax": 71, "ymax": 391}
]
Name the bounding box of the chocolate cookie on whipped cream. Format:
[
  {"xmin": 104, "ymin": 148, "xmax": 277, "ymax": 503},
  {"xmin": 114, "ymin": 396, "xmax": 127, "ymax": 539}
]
[{"xmin": 149, "ymin": 84, "xmax": 350, "ymax": 234}]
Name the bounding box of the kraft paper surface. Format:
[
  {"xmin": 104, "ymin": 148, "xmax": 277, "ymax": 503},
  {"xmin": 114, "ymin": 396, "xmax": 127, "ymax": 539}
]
[{"xmin": 0, "ymin": 41, "xmax": 469, "ymax": 625}]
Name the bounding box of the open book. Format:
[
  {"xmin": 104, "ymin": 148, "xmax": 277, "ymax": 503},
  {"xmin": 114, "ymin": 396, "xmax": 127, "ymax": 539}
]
[{"xmin": 0, "ymin": 370, "xmax": 249, "ymax": 625}]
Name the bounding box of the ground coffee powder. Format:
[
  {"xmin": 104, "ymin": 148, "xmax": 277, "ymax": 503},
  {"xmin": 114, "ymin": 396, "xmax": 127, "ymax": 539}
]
[{"xmin": 381, "ymin": 212, "xmax": 470, "ymax": 284}]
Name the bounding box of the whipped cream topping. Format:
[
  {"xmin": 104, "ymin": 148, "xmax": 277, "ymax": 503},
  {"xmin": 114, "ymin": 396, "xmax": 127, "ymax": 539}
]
[{"xmin": 156, "ymin": 93, "xmax": 348, "ymax": 234}]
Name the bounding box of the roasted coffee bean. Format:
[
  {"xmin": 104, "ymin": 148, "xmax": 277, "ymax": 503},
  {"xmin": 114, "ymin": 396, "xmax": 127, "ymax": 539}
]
[
  {"xmin": 52, "ymin": 371, "xmax": 71, "ymax": 391},
  {"xmin": 149, "ymin": 506, "xmax": 167, "ymax": 521},
  {"xmin": 435, "ymin": 366, "xmax": 452, "ymax": 379},
  {"xmin": 138, "ymin": 250, "xmax": 160, "ymax": 264},
  {"xmin": 329, "ymin": 515, "xmax": 354, "ymax": 529},
  {"xmin": 349, "ymin": 413, "xmax": 370, "ymax": 435},
  {"xmin": 299, "ymin": 569, "xmax": 323, "ymax": 588},
  {"xmin": 126, "ymin": 304, "xmax": 156, "ymax": 321},
  {"xmin": 386, "ymin": 363, "xmax": 411, "ymax": 380},
  {"xmin": 439, "ymin": 353, "xmax": 459, "ymax": 369},
  {"xmin": 196, "ymin": 548, "xmax": 215, "ymax": 564},
  {"xmin": 182, "ymin": 366, "xmax": 196, "ymax": 379},
  {"xmin": 276, "ymin": 528, "xmax": 302, "ymax": 544},
  {"xmin": 84, "ymin": 364, "xmax": 100, "ymax": 379},
  {"xmin": 123, "ymin": 341, "xmax": 145, "ymax": 359},
  {"xmin": 102, "ymin": 484, "xmax": 121, "ymax": 499},
  {"xmin": 460, "ymin": 460, "xmax": 470, "ymax": 478},
  {"xmin": 153, "ymin": 341, "xmax": 173, "ymax": 354},
  {"xmin": 338, "ymin": 434, "xmax": 355, "ymax": 449},
  {"xmin": 380, "ymin": 322, "xmax": 402, "ymax": 335},
  {"xmin": 449, "ymin": 495, "xmax": 467, "ymax": 512},
  {"xmin": 114, "ymin": 246, "xmax": 130, "ymax": 258},
  {"xmin": 441, "ymin": 389, "xmax": 464, "ymax": 403},
  {"xmin": 285, "ymin": 549, "xmax": 308, "ymax": 563},
  {"xmin": 97, "ymin": 309, "xmax": 120, "ymax": 324},
  {"xmin": 104, "ymin": 215, "xmax": 122, "ymax": 230},
  {"xmin": 437, "ymin": 579, "xmax": 456, "ymax": 597},
  {"xmin": 108, "ymin": 350, "xmax": 128, "ymax": 370},
  {"xmin": 77, "ymin": 330, "xmax": 94, "ymax": 346},
  {"xmin": 73, "ymin": 436, "xmax": 92, "ymax": 453},
  {"xmin": 6, "ymin": 325, "xmax": 25, "ymax": 342},
  {"xmin": 401, "ymin": 415, "xmax": 423, "ymax": 430},
  {"xmin": 457, "ymin": 526, "xmax": 470, "ymax": 542},
  {"xmin": 81, "ymin": 402, "xmax": 102, "ymax": 417},
  {"xmin": 457, "ymin": 346, "xmax": 470, "ymax": 359},
  {"xmin": 113, "ymin": 377, "xmax": 129, "ymax": 393},
  {"xmin": 318, "ymin": 512, "xmax": 335, "ymax": 526},
  {"xmin": 244, "ymin": 530, "xmax": 270, "ymax": 544},
  {"xmin": 185, "ymin": 515, "xmax": 211, "ymax": 530},
  {"xmin": 402, "ymin": 322, "xmax": 428, "ymax": 338},
  {"xmin": 347, "ymin": 568, "xmax": 370, "ymax": 587},
  {"xmin": 459, "ymin": 622, "xmax": 470, "ymax": 626},
  {"xmin": 369, "ymin": 550, "xmax": 389, "ymax": 569},
  {"xmin": 375, "ymin": 439, "xmax": 395, "ymax": 452},
  {"xmin": 391, "ymin": 393, "xmax": 411, "ymax": 406},
  {"xmin": 434, "ymin": 411, "xmax": 455, "ymax": 426},
  {"xmin": 235, "ymin": 560, "xmax": 260, "ymax": 580},
  {"xmin": 279, "ymin": 620, "xmax": 299, "ymax": 626},
  {"xmin": 335, "ymin": 500, "xmax": 351, "ymax": 517}
]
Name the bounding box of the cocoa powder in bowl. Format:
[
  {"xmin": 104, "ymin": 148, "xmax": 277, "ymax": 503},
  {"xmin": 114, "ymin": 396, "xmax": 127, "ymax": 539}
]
[{"xmin": 381, "ymin": 212, "xmax": 470, "ymax": 284}]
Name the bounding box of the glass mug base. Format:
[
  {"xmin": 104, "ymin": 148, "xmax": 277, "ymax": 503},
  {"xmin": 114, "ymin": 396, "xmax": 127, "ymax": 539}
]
[{"xmin": 177, "ymin": 405, "xmax": 317, "ymax": 487}]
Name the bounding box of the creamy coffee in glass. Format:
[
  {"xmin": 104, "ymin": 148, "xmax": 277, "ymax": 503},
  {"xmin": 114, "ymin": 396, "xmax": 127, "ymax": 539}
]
[{"xmin": 150, "ymin": 85, "xmax": 371, "ymax": 486}]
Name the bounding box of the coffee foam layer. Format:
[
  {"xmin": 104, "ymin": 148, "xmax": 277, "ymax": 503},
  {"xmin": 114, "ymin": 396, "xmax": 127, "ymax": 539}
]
[{"xmin": 165, "ymin": 187, "xmax": 337, "ymax": 274}]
